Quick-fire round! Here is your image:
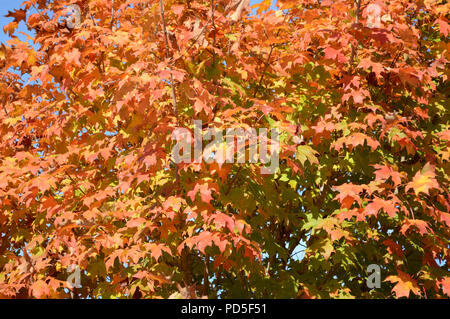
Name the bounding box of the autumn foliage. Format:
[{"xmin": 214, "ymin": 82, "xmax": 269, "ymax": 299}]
[{"xmin": 0, "ymin": 0, "xmax": 449, "ymax": 299}]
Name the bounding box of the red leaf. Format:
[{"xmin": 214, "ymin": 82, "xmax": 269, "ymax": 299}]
[
  {"xmin": 333, "ymin": 183, "xmax": 365, "ymax": 209},
  {"xmin": 5, "ymin": 9, "xmax": 27, "ymax": 24},
  {"xmin": 30, "ymin": 280, "xmax": 50, "ymax": 299},
  {"xmin": 64, "ymin": 48, "xmax": 81, "ymax": 67},
  {"xmin": 436, "ymin": 18, "xmax": 449, "ymax": 37},
  {"xmin": 172, "ymin": 5, "xmax": 184, "ymax": 16},
  {"xmin": 373, "ymin": 164, "xmax": 403, "ymax": 186},
  {"xmin": 187, "ymin": 183, "xmax": 214, "ymax": 203},
  {"xmin": 439, "ymin": 277, "xmax": 450, "ymax": 296},
  {"xmin": 400, "ymin": 219, "xmax": 431, "ymax": 236},
  {"xmin": 323, "ymin": 47, "xmax": 348, "ymax": 64},
  {"xmin": 364, "ymin": 197, "xmax": 398, "ymax": 218}
]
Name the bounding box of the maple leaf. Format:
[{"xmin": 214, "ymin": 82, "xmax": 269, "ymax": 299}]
[
  {"xmin": 406, "ymin": 163, "xmax": 440, "ymax": 195},
  {"xmin": 188, "ymin": 231, "xmax": 214, "ymax": 254},
  {"xmin": 172, "ymin": 5, "xmax": 184, "ymax": 16},
  {"xmin": 323, "ymin": 47, "xmax": 347, "ymax": 64},
  {"xmin": 308, "ymin": 238, "xmax": 334, "ymax": 260},
  {"xmin": 364, "ymin": 197, "xmax": 398, "ymax": 218},
  {"xmin": 208, "ymin": 212, "xmax": 236, "ymax": 232},
  {"xmin": 358, "ymin": 58, "xmax": 384, "ymax": 78},
  {"xmin": 226, "ymin": 0, "xmax": 251, "ymax": 22},
  {"xmin": 383, "ymin": 239, "xmax": 404, "ymax": 257},
  {"xmin": 439, "ymin": 277, "xmax": 450, "ymax": 296},
  {"xmin": 342, "ymin": 89, "xmax": 370, "ymax": 105},
  {"xmin": 438, "ymin": 129, "xmax": 450, "ymax": 141},
  {"xmin": 397, "ymin": 67, "xmax": 422, "ymax": 87},
  {"xmin": 30, "ymin": 280, "xmax": 50, "ymax": 299},
  {"xmin": 336, "ymin": 208, "xmax": 362, "ymax": 222},
  {"xmin": 316, "ymin": 218, "xmax": 348, "ymax": 241},
  {"xmin": 385, "ymin": 270, "xmax": 421, "ymax": 298},
  {"xmin": 333, "ymin": 183, "xmax": 366, "ymax": 209},
  {"xmin": 3, "ymin": 21, "xmax": 18, "ymax": 36},
  {"xmin": 187, "ymin": 183, "xmax": 214, "ymax": 203},
  {"xmin": 332, "ymin": 133, "xmax": 380, "ymax": 152},
  {"xmin": 193, "ymin": 99, "xmax": 209, "ymax": 115},
  {"xmin": 440, "ymin": 212, "xmax": 450, "ymax": 228},
  {"xmin": 64, "ymin": 49, "xmax": 81, "ymax": 67},
  {"xmin": 126, "ymin": 218, "xmax": 147, "ymax": 228},
  {"xmin": 400, "ymin": 219, "xmax": 431, "ymax": 236},
  {"xmin": 5, "ymin": 9, "xmax": 27, "ymax": 24},
  {"xmin": 144, "ymin": 243, "xmax": 171, "ymax": 261},
  {"xmin": 295, "ymin": 145, "xmax": 319, "ymax": 166},
  {"xmin": 373, "ymin": 164, "xmax": 403, "ymax": 186},
  {"xmin": 436, "ymin": 17, "xmax": 450, "ymax": 37}
]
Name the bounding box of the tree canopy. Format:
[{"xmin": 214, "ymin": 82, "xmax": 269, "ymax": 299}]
[{"xmin": 0, "ymin": 0, "xmax": 449, "ymax": 299}]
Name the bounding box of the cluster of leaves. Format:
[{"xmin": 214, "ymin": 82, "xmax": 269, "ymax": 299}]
[{"xmin": 0, "ymin": 0, "xmax": 449, "ymax": 299}]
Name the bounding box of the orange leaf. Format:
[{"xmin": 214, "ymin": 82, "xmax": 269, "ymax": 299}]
[{"xmin": 385, "ymin": 270, "xmax": 421, "ymax": 298}]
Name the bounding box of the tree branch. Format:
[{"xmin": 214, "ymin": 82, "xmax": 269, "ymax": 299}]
[
  {"xmin": 350, "ymin": 0, "xmax": 363, "ymax": 66},
  {"xmin": 159, "ymin": 0, "xmax": 178, "ymax": 115},
  {"xmin": 355, "ymin": 0, "xmax": 362, "ymax": 24},
  {"xmin": 211, "ymin": 0, "xmax": 216, "ymax": 66}
]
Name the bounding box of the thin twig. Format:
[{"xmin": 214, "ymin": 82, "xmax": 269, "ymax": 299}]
[
  {"xmin": 110, "ymin": 0, "xmax": 115, "ymax": 28},
  {"xmin": 350, "ymin": 0, "xmax": 363, "ymax": 66},
  {"xmin": 290, "ymin": 249, "xmax": 305, "ymax": 259},
  {"xmin": 203, "ymin": 254, "xmax": 210, "ymax": 296},
  {"xmin": 253, "ymin": 45, "xmax": 275, "ymax": 98},
  {"xmin": 159, "ymin": 0, "xmax": 180, "ymax": 188},
  {"xmin": 30, "ymin": 0, "xmax": 46, "ymax": 21},
  {"xmin": 3, "ymin": 105, "xmax": 9, "ymax": 117},
  {"xmin": 224, "ymin": 166, "xmax": 242, "ymax": 195},
  {"xmin": 65, "ymin": 173, "xmax": 86, "ymax": 196},
  {"xmin": 2, "ymin": 81, "xmax": 15, "ymax": 117},
  {"xmin": 211, "ymin": 0, "xmax": 216, "ymax": 65},
  {"xmin": 159, "ymin": 0, "xmax": 178, "ymax": 115},
  {"xmin": 355, "ymin": 0, "xmax": 362, "ymax": 24},
  {"xmin": 90, "ymin": 14, "xmax": 98, "ymax": 27},
  {"xmin": 253, "ymin": 23, "xmax": 285, "ymax": 98},
  {"xmin": 185, "ymin": 7, "xmax": 217, "ymax": 54}
]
